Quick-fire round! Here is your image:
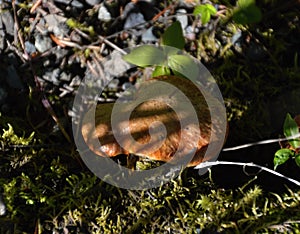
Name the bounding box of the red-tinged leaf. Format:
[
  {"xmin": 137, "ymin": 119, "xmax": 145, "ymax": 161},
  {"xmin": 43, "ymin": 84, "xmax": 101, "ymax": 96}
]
[{"xmin": 284, "ymin": 113, "xmax": 300, "ymax": 149}]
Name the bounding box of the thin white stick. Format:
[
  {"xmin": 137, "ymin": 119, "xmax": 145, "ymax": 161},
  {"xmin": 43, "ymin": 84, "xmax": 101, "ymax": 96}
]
[
  {"xmin": 222, "ymin": 133, "xmax": 300, "ymax": 151},
  {"xmin": 195, "ymin": 161, "xmax": 300, "ymax": 187},
  {"xmin": 98, "ymin": 35, "xmax": 127, "ymax": 55}
]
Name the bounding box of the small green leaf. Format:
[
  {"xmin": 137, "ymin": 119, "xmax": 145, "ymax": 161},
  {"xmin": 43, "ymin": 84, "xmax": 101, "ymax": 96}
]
[
  {"xmin": 123, "ymin": 45, "xmax": 166, "ymax": 67},
  {"xmin": 274, "ymin": 148, "xmax": 294, "ymax": 170},
  {"xmin": 168, "ymin": 54, "xmax": 199, "ymax": 81},
  {"xmin": 193, "ymin": 4, "xmax": 217, "ymax": 16},
  {"xmin": 163, "ymin": 46, "xmax": 180, "ymax": 57},
  {"xmin": 295, "ymin": 154, "xmax": 300, "ymax": 167},
  {"xmin": 161, "ymin": 21, "xmax": 185, "ymax": 50},
  {"xmin": 204, "ymin": 4, "xmax": 217, "ymax": 14},
  {"xmin": 201, "ymin": 11, "xmax": 210, "ymax": 25},
  {"xmin": 152, "ymin": 66, "xmax": 171, "ymax": 77},
  {"xmin": 283, "ymin": 113, "xmax": 300, "ymax": 149},
  {"xmin": 237, "ymin": 0, "xmax": 255, "ymax": 8},
  {"xmin": 233, "ymin": 0, "xmax": 262, "ymax": 25},
  {"xmin": 193, "ymin": 4, "xmax": 217, "ymax": 25}
]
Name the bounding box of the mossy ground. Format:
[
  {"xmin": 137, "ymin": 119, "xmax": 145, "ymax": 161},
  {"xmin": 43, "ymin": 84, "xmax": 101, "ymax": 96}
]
[{"xmin": 0, "ymin": 0, "xmax": 300, "ymax": 233}]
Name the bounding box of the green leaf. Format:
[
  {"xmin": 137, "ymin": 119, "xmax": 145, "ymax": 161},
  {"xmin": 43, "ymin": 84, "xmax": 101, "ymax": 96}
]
[
  {"xmin": 123, "ymin": 45, "xmax": 166, "ymax": 67},
  {"xmin": 163, "ymin": 46, "xmax": 180, "ymax": 57},
  {"xmin": 168, "ymin": 54, "xmax": 199, "ymax": 81},
  {"xmin": 201, "ymin": 11, "xmax": 210, "ymax": 25},
  {"xmin": 193, "ymin": 4, "xmax": 217, "ymax": 25},
  {"xmin": 233, "ymin": 0, "xmax": 262, "ymax": 25},
  {"xmin": 237, "ymin": 0, "xmax": 256, "ymax": 8},
  {"xmin": 161, "ymin": 21, "xmax": 185, "ymax": 50},
  {"xmin": 152, "ymin": 66, "xmax": 171, "ymax": 77},
  {"xmin": 295, "ymin": 154, "xmax": 300, "ymax": 167},
  {"xmin": 193, "ymin": 4, "xmax": 217, "ymax": 16},
  {"xmin": 283, "ymin": 113, "xmax": 300, "ymax": 149},
  {"xmin": 274, "ymin": 148, "xmax": 294, "ymax": 170}
]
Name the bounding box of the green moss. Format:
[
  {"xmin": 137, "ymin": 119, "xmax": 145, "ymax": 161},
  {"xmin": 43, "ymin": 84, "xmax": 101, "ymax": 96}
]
[{"xmin": 1, "ymin": 123, "xmax": 35, "ymax": 146}]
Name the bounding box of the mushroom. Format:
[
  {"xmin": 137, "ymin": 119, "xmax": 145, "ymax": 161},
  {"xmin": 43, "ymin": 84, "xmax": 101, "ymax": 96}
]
[{"xmin": 82, "ymin": 75, "xmax": 227, "ymax": 168}]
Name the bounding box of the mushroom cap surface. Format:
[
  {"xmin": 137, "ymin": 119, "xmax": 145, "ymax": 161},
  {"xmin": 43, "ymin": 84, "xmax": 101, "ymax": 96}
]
[{"xmin": 82, "ymin": 75, "xmax": 226, "ymax": 167}]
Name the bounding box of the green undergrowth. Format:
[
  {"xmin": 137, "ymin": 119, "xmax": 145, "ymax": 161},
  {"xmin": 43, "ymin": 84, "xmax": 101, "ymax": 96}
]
[
  {"xmin": 1, "ymin": 0, "xmax": 300, "ymax": 233},
  {"xmin": 0, "ymin": 123, "xmax": 300, "ymax": 233}
]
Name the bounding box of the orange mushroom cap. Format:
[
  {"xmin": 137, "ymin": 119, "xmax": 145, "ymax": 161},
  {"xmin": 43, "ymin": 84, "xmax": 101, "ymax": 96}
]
[{"xmin": 82, "ymin": 75, "xmax": 227, "ymax": 167}]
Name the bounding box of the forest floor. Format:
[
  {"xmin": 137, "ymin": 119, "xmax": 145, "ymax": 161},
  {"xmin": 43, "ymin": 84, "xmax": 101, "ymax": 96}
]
[{"xmin": 0, "ymin": 0, "xmax": 300, "ymax": 233}]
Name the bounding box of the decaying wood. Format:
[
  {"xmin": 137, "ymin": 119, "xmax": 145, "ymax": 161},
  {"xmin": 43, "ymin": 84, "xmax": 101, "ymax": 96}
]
[{"xmin": 82, "ymin": 75, "xmax": 227, "ymax": 167}]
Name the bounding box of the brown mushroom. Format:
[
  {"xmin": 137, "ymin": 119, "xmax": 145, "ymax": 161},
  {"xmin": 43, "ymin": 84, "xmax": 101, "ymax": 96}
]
[{"xmin": 82, "ymin": 75, "xmax": 227, "ymax": 168}]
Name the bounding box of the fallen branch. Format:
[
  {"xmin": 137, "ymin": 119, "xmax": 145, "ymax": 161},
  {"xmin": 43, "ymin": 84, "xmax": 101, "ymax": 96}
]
[
  {"xmin": 195, "ymin": 161, "xmax": 300, "ymax": 187},
  {"xmin": 222, "ymin": 133, "xmax": 300, "ymax": 151}
]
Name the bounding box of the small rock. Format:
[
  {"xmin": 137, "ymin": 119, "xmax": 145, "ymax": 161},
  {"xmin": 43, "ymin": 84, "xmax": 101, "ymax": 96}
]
[
  {"xmin": 69, "ymin": 75, "xmax": 81, "ymax": 87},
  {"xmin": 103, "ymin": 50, "xmax": 132, "ymax": 78},
  {"xmin": 53, "ymin": 0, "xmax": 72, "ymax": 4},
  {"xmin": 98, "ymin": 4, "xmax": 112, "ymax": 22},
  {"xmin": 71, "ymin": 0, "xmax": 84, "ymax": 8},
  {"xmin": 44, "ymin": 14, "xmax": 67, "ymax": 27},
  {"xmin": 122, "ymin": 82, "xmax": 133, "ymax": 90},
  {"xmin": 0, "ymin": 194, "xmax": 6, "ymax": 216},
  {"xmin": 231, "ymin": 31, "xmax": 242, "ymax": 45},
  {"xmin": 53, "ymin": 22, "xmax": 69, "ymax": 38},
  {"xmin": 54, "ymin": 48, "xmax": 69, "ymax": 61},
  {"xmin": 124, "ymin": 12, "xmax": 145, "ymax": 29},
  {"xmin": 0, "ymin": 9, "xmax": 14, "ymax": 36},
  {"xmin": 178, "ymin": 0, "xmax": 196, "ymax": 8},
  {"xmin": 0, "ymin": 20, "xmax": 5, "ymax": 51},
  {"xmin": 176, "ymin": 9, "xmax": 188, "ymax": 30},
  {"xmin": 60, "ymin": 72, "xmax": 71, "ymax": 82},
  {"xmin": 44, "ymin": 14, "xmax": 68, "ymax": 37},
  {"xmin": 35, "ymin": 34, "xmax": 53, "ymax": 53},
  {"xmin": 86, "ymin": 0, "xmax": 101, "ymax": 6},
  {"xmin": 107, "ymin": 79, "xmax": 119, "ymax": 89},
  {"xmin": 0, "ymin": 8, "xmax": 13, "ymax": 50},
  {"xmin": 24, "ymin": 41, "xmax": 37, "ymax": 55},
  {"xmin": 35, "ymin": 18, "xmax": 48, "ymax": 36},
  {"xmin": 43, "ymin": 59, "xmax": 51, "ymax": 67},
  {"xmin": 43, "ymin": 68, "xmax": 61, "ymax": 86},
  {"xmin": 121, "ymin": 2, "xmax": 138, "ymax": 20},
  {"xmin": 231, "ymin": 31, "xmax": 243, "ymax": 53},
  {"xmin": 142, "ymin": 26, "xmax": 158, "ymax": 42},
  {"xmin": 185, "ymin": 26, "xmax": 196, "ymax": 41}
]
